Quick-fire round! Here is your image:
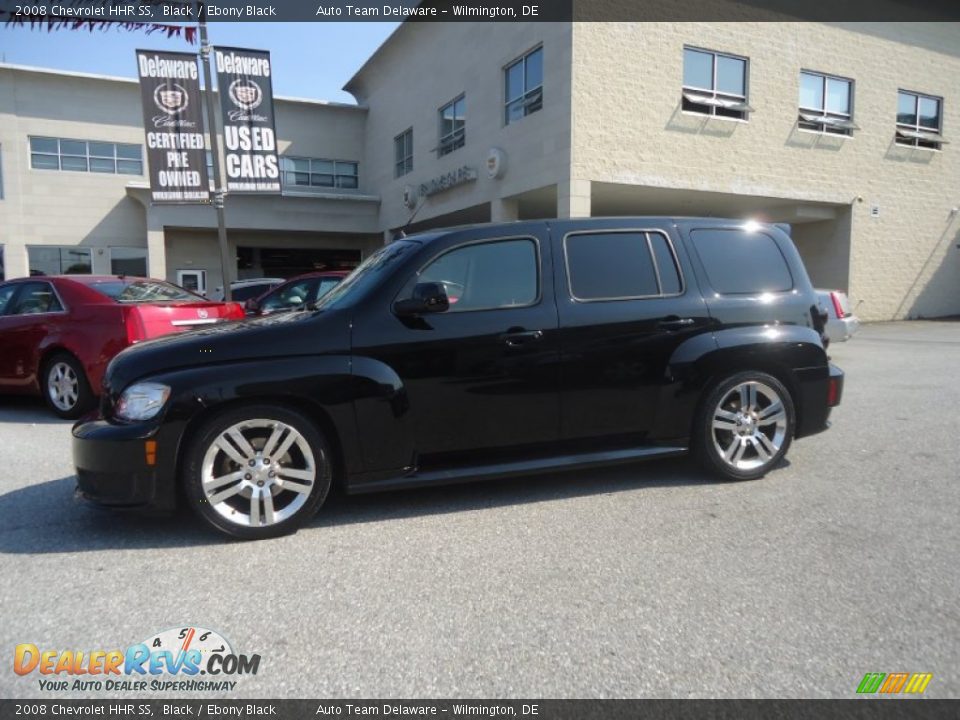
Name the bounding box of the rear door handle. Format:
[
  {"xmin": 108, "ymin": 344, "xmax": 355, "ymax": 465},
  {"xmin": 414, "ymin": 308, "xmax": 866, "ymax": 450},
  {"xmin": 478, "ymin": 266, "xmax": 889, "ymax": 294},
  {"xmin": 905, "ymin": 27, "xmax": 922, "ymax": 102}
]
[
  {"xmin": 658, "ymin": 317, "xmax": 696, "ymax": 330},
  {"xmin": 501, "ymin": 329, "xmax": 544, "ymax": 346}
]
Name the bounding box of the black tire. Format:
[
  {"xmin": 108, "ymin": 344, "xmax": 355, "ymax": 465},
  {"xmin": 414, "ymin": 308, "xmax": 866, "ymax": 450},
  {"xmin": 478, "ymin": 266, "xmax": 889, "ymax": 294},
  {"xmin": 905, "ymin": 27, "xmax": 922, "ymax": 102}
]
[
  {"xmin": 694, "ymin": 371, "xmax": 795, "ymax": 481},
  {"xmin": 42, "ymin": 352, "xmax": 95, "ymax": 420},
  {"xmin": 183, "ymin": 404, "xmax": 333, "ymax": 540}
]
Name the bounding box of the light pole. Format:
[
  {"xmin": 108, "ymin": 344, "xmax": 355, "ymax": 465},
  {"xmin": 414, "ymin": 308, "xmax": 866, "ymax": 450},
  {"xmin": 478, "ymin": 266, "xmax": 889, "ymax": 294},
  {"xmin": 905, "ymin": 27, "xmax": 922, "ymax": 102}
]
[{"xmin": 196, "ymin": 1, "xmax": 233, "ymax": 301}]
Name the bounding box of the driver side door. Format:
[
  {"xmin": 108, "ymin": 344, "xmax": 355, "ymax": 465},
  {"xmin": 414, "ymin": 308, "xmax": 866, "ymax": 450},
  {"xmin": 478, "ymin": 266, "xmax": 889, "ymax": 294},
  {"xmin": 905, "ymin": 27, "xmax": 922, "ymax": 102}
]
[{"xmin": 353, "ymin": 228, "xmax": 562, "ymax": 470}]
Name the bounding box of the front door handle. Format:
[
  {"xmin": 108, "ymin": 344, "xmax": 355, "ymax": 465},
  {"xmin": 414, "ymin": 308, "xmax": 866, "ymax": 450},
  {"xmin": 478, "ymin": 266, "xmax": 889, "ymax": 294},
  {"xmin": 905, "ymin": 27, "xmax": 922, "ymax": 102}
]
[
  {"xmin": 501, "ymin": 329, "xmax": 544, "ymax": 347},
  {"xmin": 658, "ymin": 317, "xmax": 696, "ymax": 330}
]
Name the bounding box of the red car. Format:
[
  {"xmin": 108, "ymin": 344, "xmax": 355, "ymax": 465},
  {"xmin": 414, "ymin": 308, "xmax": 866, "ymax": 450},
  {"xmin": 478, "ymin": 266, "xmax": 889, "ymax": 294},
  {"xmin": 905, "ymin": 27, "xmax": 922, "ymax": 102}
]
[
  {"xmin": 243, "ymin": 270, "xmax": 350, "ymax": 316},
  {"xmin": 0, "ymin": 275, "xmax": 244, "ymax": 418}
]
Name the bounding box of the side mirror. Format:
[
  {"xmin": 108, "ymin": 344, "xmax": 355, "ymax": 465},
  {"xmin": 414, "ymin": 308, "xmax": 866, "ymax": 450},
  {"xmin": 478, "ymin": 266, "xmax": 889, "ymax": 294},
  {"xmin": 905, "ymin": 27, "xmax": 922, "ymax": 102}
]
[
  {"xmin": 244, "ymin": 298, "xmax": 259, "ymax": 313},
  {"xmin": 394, "ymin": 282, "xmax": 450, "ymax": 317}
]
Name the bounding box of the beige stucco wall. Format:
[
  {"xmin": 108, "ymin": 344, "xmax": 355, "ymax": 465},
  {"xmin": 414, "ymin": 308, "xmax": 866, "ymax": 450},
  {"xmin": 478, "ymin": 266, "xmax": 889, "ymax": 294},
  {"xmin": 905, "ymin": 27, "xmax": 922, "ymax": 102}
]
[
  {"xmin": 346, "ymin": 21, "xmax": 575, "ymax": 231},
  {"xmin": 571, "ymin": 22, "xmax": 960, "ymax": 321}
]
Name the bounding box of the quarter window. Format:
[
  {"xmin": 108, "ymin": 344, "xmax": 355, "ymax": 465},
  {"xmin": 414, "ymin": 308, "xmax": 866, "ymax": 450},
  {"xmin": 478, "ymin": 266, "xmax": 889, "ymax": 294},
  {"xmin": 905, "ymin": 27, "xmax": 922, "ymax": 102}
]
[
  {"xmin": 29, "ymin": 137, "xmax": 143, "ymax": 175},
  {"xmin": 438, "ymin": 95, "xmax": 466, "ymax": 157},
  {"xmin": 682, "ymin": 47, "xmax": 751, "ymax": 120},
  {"xmin": 798, "ymin": 71, "xmax": 857, "ymax": 136},
  {"xmin": 281, "ymin": 157, "xmax": 359, "ymax": 190},
  {"xmin": 417, "ymin": 239, "xmax": 538, "ymax": 312},
  {"xmin": 395, "ymin": 128, "xmax": 413, "ymax": 178},
  {"xmin": 505, "ymin": 46, "xmax": 543, "ymax": 125},
  {"xmin": 28, "ymin": 246, "xmax": 93, "ymax": 276},
  {"xmin": 896, "ymin": 90, "xmax": 945, "ymax": 150},
  {"xmin": 690, "ymin": 229, "xmax": 793, "ymax": 295},
  {"xmin": 565, "ymin": 231, "xmax": 682, "ymax": 301}
]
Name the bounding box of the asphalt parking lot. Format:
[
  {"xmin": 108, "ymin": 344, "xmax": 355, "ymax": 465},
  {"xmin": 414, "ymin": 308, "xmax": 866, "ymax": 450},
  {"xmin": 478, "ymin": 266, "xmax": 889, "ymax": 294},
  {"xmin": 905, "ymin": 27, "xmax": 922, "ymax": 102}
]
[{"xmin": 1, "ymin": 321, "xmax": 958, "ymax": 699}]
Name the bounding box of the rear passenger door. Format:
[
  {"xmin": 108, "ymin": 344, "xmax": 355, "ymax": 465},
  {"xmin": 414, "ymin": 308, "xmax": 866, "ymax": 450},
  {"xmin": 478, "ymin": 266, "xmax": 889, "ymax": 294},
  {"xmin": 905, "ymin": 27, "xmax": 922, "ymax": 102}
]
[{"xmin": 552, "ymin": 220, "xmax": 712, "ymax": 447}]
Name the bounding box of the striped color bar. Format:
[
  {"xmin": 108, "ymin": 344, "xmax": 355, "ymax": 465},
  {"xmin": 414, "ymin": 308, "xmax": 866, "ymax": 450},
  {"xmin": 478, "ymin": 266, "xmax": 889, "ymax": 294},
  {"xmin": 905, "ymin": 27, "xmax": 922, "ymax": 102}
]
[{"xmin": 857, "ymin": 672, "xmax": 932, "ymax": 694}]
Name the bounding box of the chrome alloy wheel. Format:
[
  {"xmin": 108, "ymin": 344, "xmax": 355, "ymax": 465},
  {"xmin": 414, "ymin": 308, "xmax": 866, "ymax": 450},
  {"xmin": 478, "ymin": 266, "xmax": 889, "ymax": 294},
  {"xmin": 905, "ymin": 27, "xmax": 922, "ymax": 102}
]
[
  {"xmin": 47, "ymin": 361, "xmax": 79, "ymax": 412},
  {"xmin": 710, "ymin": 381, "xmax": 788, "ymax": 472},
  {"xmin": 200, "ymin": 419, "xmax": 320, "ymax": 528}
]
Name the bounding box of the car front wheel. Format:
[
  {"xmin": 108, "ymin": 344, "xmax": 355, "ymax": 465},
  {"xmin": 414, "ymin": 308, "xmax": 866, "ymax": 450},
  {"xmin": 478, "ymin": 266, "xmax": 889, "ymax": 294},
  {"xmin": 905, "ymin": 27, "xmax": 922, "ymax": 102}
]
[
  {"xmin": 183, "ymin": 404, "xmax": 333, "ymax": 540},
  {"xmin": 695, "ymin": 371, "xmax": 795, "ymax": 481}
]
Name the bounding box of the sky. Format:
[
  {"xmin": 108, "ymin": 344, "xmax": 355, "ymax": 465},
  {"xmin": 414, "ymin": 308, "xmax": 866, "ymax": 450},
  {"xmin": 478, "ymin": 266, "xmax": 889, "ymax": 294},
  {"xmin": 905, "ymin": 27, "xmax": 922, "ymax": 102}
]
[{"xmin": 0, "ymin": 22, "xmax": 400, "ymax": 103}]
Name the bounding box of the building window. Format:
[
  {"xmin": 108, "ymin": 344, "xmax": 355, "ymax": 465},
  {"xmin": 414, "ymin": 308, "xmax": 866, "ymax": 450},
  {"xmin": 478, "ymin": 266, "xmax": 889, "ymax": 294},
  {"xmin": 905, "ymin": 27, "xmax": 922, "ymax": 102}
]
[
  {"xmin": 798, "ymin": 71, "xmax": 857, "ymax": 135},
  {"xmin": 395, "ymin": 128, "xmax": 413, "ymax": 178},
  {"xmin": 682, "ymin": 47, "xmax": 751, "ymax": 120},
  {"xmin": 110, "ymin": 247, "xmax": 148, "ymax": 277},
  {"xmin": 505, "ymin": 46, "xmax": 543, "ymax": 125},
  {"xmin": 28, "ymin": 246, "xmax": 93, "ymax": 276},
  {"xmin": 280, "ymin": 157, "xmax": 359, "ymax": 190},
  {"xmin": 29, "ymin": 137, "xmax": 143, "ymax": 175},
  {"xmin": 896, "ymin": 90, "xmax": 946, "ymax": 150},
  {"xmin": 438, "ymin": 95, "xmax": 466, "ymax": 157}
]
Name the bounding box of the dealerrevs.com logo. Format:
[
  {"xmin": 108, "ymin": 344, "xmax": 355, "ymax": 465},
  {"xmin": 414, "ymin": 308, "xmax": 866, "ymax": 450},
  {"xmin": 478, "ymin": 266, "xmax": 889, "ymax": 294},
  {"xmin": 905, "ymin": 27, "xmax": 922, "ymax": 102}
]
[{"xmin": 14, "ymin": 626, "xmax": 261, "ymax": 692}]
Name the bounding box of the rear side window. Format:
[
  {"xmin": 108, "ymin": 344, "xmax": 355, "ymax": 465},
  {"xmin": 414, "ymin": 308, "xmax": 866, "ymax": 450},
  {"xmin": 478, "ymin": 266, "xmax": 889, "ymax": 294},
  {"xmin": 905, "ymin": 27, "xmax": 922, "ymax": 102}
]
[
  {"xmin": 564, "ymin": 231, "xmax": 682, "ymax": 301},
  {"xmin": 418, "ymin": 238, "xmax": 538, "ymax": 312},
  {"xmin": 690, "ymin": 229, "xmax": 793, "ymax": 294},
  {"xmin": 9, "ymin": 282, "xmax": 63, "ymax": 314}
]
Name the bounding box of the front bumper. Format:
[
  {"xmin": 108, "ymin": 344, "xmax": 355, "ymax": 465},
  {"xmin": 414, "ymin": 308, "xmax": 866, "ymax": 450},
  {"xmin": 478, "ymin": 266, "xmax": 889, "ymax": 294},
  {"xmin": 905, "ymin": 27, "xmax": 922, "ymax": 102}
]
[{"xmin": 72, "ymin": 417, "xmax": 179, "ymax": 512}]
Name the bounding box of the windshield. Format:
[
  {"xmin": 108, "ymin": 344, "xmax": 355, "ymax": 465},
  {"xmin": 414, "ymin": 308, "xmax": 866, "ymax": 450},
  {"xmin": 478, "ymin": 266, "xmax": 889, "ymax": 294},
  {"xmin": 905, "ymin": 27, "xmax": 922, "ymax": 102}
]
[
  {"xmin": 314, "ymin": 242, "xmax": 416, "ymax": 310},
  {"xmin": 90, "ymin": 280, "xmax": 206, "ymax": 303}
]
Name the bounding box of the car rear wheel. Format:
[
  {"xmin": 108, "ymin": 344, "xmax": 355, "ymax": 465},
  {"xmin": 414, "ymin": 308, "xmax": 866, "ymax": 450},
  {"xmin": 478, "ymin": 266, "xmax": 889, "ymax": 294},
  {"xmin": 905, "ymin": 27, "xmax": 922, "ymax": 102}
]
[
  {"xmin": 183, "ymin": 404, "xmax": 332, "ymax": 540},
  {"xmin": 42, "ymin": 352, "xmax": 94, "ymax": 420},
  {"xmin": 694, "ymin": 371, "xmax": 795, "ymax": 481}
]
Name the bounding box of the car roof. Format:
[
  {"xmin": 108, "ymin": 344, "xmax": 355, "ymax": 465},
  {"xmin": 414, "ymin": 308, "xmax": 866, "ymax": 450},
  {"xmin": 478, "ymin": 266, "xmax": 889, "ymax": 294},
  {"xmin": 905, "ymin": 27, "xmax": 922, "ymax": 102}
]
[
  {"xmin": 399, "ymin": 217, "xmax": 785, "ymax": 244},
  {"xmin": 13, "ymin": 275, "xmax": 154, "ymax": 285}
]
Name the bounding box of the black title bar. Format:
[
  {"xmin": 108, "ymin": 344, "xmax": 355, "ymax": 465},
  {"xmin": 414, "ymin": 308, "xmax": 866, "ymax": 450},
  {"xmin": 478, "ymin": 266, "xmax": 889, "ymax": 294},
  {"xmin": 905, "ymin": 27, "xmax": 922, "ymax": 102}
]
[{"xmin": 2, "ymin": 0, "xmax": 959, "ymax": 22}]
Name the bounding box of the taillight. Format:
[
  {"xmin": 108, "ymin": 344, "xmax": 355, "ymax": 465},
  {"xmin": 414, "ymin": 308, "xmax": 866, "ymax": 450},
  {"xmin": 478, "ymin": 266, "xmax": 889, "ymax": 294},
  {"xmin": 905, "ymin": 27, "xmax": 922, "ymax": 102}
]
[
  {"xmin": 827, "ymin": 377, "xmax": 840, "ymax": 406},
  {"xmin": 123, "ymin": 307, "xmax": 146, "ymax": 344},
  {"xmin": 227, "ymin": 302, "xmax": 245, "ymax": 319},
  {"xmin": 830, "ymin": 292, "xmax": 846, "ymax": 319}
]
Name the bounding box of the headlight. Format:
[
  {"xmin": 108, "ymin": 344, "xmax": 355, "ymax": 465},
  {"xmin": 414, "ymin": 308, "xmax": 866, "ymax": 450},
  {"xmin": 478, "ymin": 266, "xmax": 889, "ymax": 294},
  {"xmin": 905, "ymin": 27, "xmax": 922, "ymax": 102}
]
[{"xmin": 115, "ymin": 382, "xmax": 171, "ymax": 421}]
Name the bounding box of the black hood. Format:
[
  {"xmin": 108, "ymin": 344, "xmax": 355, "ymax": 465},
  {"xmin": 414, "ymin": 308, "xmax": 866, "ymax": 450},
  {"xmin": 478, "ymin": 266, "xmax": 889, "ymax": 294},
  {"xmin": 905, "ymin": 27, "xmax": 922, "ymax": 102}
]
[{"xmin": 103, "ymin": 309, "xmax": 351, "ymax": 393}]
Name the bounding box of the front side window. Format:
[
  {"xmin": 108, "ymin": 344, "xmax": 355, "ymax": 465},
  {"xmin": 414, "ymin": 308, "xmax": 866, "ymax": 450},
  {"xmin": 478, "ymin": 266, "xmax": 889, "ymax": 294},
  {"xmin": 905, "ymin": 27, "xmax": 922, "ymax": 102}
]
[
  {"xmin": 28, "ymin": 246, "xmax": 92, "ymax": 276},
  {"xmin": 281, "ymin": 157, "xmax": 359, "ymax": 190},
  {"xmin": 565, "ymin": 231, "xmax": 682, "ymax": 301},
  {"xmin": 395, "ymin": 128, "xmax": 413, "ymax": 178},
  {"xmin": 505, "ymin": 46, "xmax": 543, "ymax": 125},
  {"xmin": 0, "ymin": 283, "xmax": 17, "ymax": 314},
  {"xmin": 799, "ymin": 71, "xmax": 857, "ymax": 135},
  {"xmin": 690, "ymin": 229, "xmax": 793, "ymax": 295},
  {"xmin": 438, "ymin": 95, "xmax": 466, "ymax": 157},
  {"xmin": 29, "ymin": 137, "xmax": 143, "ymax": 175},
  {"xmin": 896, "ymin": 90, "xmax": 945, "ymax": 150},
  {"xmin": 417, "ymin": 239, "xmax": 538, "ymax": 312},
  {"xmin": 9, "ymin": 282, "xmax": 62, "ymax": 315},
  {"xmin": 682, "ymin": 47, "xmax": 751, "ymax": 120}
]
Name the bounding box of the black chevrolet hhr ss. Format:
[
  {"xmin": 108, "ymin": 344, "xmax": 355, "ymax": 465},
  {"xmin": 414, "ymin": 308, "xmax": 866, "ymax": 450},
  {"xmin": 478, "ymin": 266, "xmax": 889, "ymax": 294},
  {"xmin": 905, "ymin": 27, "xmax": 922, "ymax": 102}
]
[{"xmin": 73, "ymin": 218, "xmax": 843, "ymax": 539}]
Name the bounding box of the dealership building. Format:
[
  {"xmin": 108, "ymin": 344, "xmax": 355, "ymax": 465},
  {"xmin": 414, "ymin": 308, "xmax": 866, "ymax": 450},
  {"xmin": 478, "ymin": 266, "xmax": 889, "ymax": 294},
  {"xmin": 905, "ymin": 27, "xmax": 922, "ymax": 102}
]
[{"xmin": 1, "ymin": 21, "xmax": 958, "ymax": 319}]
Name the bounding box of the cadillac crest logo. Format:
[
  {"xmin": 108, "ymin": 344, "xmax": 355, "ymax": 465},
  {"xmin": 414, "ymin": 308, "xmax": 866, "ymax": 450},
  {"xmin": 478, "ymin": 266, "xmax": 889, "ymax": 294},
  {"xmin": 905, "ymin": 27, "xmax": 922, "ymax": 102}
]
[
  {"xmin": 153, "ymin": 83, "xmax": 189, "ymax": 115},
  {"xmin": 228, "ymin": 78, "xmax": 263, "ymax": 111}
]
